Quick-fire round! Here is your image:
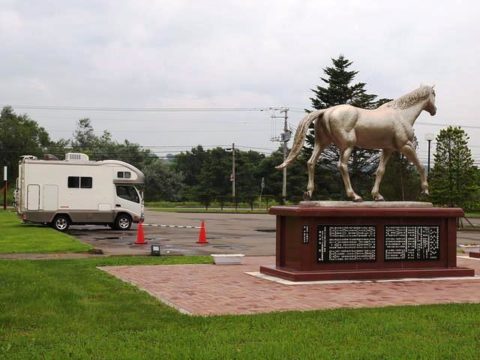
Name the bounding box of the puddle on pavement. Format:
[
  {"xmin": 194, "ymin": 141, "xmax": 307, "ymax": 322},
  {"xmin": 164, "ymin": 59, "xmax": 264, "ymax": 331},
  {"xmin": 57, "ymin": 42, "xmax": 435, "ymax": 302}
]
[
  {"xmin": 212, "ymin": 244, "xmax": 249, "ymax": 250},
  {"xmin": 256, "ymin": 228, "xmax": 276, "ymax": 233}
]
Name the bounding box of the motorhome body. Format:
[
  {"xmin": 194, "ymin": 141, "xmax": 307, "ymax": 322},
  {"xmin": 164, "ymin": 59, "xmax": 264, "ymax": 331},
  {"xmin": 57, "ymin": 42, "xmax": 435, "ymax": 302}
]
[{"xmin": 15, "ymin": 153, "xmax": 144, "ymax": 231}]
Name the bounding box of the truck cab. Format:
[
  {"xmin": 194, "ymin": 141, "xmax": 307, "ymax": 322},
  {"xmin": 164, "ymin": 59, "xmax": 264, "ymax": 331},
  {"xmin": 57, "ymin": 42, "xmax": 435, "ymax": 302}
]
[{"xmin": 114, "ymin": 184, "xmax": 144, "ymax": 230}]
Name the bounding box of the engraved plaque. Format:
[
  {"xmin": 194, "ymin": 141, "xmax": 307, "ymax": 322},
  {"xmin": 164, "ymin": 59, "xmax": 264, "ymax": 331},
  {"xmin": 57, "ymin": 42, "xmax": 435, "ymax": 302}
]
[
  {"xmin": 302, "ymin": 225, "xmax": 309, "ymax": 244},
  {"xmin": 384, "ymin": 225, "xmax": 440, "ymax": 261},
  {"xmin": 317, "ymin": 225, "xmax": 376, "ymax": 262}
]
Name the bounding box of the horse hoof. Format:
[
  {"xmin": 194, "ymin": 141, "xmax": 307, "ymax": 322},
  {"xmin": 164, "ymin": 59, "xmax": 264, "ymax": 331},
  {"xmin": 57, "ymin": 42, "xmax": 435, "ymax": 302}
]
[
  {"xmin": 374, "ymin": 195, "xmax": 385, "ymax": 202},
  {"xmin": 421, "ymin": 189, "xmax": 430, "ymax": 196},
  {"xmin": 303, "ymin": 192, "xmax": 312, "ymax": 201},
  {"xmin": 352, "ymin": 196, "xmax": 363, "ymax": 202}
]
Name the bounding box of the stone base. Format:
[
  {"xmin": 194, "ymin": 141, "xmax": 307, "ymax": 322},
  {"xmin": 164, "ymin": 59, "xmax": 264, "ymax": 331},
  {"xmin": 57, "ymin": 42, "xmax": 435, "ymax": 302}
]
[
  {"xmin": 299, "ymin": 201, "xmax": 433, "ymax": 208},
  {"xmin": 459, "ymin": 244, "xmax": 480, "ymax": 255},
  {"xmin": 260, "ymin": 265, "xmax": 475, "ymax": 282},
  {"xmin": 262, "ymin": 204, "xmax": 474, "ymax": 282},
  {"xmin": 211, "ymin": 254, "xmax": 245, "ymax": 265}
]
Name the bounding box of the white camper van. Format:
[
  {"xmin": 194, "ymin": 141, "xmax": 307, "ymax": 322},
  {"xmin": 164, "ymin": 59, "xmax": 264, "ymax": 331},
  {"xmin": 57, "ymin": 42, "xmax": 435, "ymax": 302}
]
[{"xmin": 15, "ymin": 153, "xmax": 144, "ymax": 231}]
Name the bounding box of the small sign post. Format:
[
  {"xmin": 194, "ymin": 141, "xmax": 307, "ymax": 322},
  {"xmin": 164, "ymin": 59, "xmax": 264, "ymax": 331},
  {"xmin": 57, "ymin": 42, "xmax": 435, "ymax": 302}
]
[{"xmin": 3, "ymin": 166, "xmax": 7, "ymax": 210}]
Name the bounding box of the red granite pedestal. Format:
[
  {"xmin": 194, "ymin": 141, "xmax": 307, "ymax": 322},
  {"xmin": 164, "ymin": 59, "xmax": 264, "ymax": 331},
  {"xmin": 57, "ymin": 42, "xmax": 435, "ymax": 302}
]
[{"xmin": 260, "ymin": 203, "xmax": 475, "ymax": 281}]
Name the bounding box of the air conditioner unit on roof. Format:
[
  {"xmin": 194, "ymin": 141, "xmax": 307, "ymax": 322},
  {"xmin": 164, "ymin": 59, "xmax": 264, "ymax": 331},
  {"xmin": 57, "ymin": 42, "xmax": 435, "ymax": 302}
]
[{"xmin": 65, "ymin": 153, "xmax": 89, "ymax": 161}]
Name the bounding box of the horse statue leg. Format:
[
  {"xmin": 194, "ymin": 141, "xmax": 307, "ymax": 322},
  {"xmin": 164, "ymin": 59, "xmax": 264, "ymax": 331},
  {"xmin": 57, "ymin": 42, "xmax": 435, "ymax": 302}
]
[
  {"xmin": 371, "ymin": 149, "xmax": 393, "ymax": 201},
  {"xmin": 338, "ymin": 146, "xmax": 363, "ymax": 202},
  {"xmin": 400, "ymin": 141, "xmax": 429, "ymax": 195},
  {"xmin": 304, "ymin": 140, "xmax": 327, "ymax": 200}
]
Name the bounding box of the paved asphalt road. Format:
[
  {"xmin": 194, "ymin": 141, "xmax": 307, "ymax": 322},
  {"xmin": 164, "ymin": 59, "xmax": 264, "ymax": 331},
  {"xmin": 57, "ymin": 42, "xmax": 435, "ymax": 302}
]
[
  {"xmin": 68, "ymin": 209, "xmax": 480, "ymax": 256},
  {"xmin": 69, "ymin": 209, "xmax": 277, "ymax": 256}
]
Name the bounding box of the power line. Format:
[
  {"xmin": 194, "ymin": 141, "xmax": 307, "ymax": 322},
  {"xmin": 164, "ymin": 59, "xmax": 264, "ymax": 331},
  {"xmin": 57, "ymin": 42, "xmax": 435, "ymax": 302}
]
[
  {"xmin": 141, "ymin": 145, "xmax": 228, "ymax": 148},
  {"xmin": 7, "ymin": 103, "xmax": 480, "ymax": 129},
  {"xmin": 5, "ymin": 105, "xmax": 270, "ymax": 112},
  {"xmin": 416, "ymin": 121, "xmax": 480, "ymax": 130},
  {"xmin": 30, "ymin": 115, "xmax": 265, "ymax": 124},
  {"xmin": 235, "ymin": 145, "xmax": 275, "ymax": 151}
]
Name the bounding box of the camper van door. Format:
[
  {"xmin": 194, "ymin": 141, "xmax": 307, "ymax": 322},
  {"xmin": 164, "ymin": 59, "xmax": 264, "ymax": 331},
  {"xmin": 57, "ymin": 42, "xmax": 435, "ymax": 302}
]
[{"xmin": 115, "ymin": 185, "xmax": 141, "ymax": 215}]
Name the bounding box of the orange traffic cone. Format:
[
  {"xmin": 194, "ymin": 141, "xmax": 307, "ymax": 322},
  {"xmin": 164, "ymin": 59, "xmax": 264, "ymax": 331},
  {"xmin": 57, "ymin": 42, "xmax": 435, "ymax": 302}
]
[
  {"xmin": 135, "ymin": 221, "xmax": 147, "ymax": 245},
  {"xmin": 197, "ymin": 220, "xmax": 208, "ymax": 244}
]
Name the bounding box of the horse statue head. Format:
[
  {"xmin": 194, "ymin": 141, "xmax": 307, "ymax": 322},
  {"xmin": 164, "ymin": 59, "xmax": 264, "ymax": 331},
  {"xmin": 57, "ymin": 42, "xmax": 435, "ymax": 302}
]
[
  {"xmin": 381, "ymin": 85, "xmax": 437, "ymax": 116},
  {"xmin": 425, "ymin": 86, "xmax": 437, "ymax": 115}
]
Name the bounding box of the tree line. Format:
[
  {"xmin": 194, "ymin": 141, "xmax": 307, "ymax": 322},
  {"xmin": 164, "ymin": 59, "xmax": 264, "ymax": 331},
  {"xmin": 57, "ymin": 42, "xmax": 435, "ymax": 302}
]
[{"xmin": 1, "ymin": 55, "xmax": 478, "ymax": 208}]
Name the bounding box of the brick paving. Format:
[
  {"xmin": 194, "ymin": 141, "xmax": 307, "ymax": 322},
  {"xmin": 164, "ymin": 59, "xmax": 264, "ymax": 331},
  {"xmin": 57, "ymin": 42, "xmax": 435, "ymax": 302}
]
[{"xmin": 100, "ymin": 256, "xmax": 480, "ymax": 316}]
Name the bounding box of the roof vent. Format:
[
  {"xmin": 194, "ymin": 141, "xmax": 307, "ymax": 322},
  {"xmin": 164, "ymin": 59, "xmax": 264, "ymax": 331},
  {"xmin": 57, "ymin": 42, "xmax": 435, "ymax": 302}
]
[
  {"xmin": 44, "ymin": 154, "xmax": 59, "ymax": 160},
  {"xmin": 65, "ymin": 153, "xmax": 89, "ymax": 161}
]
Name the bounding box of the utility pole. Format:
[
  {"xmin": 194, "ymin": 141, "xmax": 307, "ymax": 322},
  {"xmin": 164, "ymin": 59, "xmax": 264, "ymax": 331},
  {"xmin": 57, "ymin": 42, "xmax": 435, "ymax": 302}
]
[
  {"xmin": 280, "ymin": 108, "xmax": 289, "ymax": 202},
  {"xmin": 269, "ymin": 107, "xmax": 291, "ymax": 203},
  {"xmin": 259, "ymin": 177, "xmax": 265, "ymax": 205},
  {"xmin": 231, "ymin": 142, "xmax": 236, "ymax": 199},
  {"xmin": 226, "ymin": 143, "xmax": 236, "ymax": 200}
]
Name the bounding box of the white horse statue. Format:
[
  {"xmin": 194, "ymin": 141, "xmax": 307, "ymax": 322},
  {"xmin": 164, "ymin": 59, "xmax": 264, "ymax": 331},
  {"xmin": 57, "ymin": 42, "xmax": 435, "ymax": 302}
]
[{"xmin": 276, "ymin": 85, "xmax": 437, "ymax": 202}]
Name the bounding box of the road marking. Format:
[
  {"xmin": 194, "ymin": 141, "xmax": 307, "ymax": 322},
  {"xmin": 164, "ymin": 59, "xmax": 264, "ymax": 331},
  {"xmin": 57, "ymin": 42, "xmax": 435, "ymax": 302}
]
[{"xmin": 143, "ymin": 223, "xmax": 200, "ymax": 229}]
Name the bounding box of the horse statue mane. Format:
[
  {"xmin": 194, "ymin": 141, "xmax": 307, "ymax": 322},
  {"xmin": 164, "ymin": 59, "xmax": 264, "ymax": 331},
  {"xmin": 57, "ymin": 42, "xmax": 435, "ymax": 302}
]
[
  {"xmin": 381, "ymin": 85, "xmax": 435, "ymax": 110},
  {"xmin": 277, "ymin": 84, "xmax": 437, "ymax": 202}
]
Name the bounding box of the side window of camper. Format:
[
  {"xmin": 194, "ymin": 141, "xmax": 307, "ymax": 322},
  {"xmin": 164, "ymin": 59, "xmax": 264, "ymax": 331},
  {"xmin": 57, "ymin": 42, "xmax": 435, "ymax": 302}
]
[
  {"xmin": 117, "ymin": 171, "xmax": 131, "ymax": 179},
  {"xmin": 68, "ymin": 177, "xmax": 79, "ymax": 188},
  {"xmin": 81, "ymin": 177, "xmax": 93, "ymax": 188},
  {"xmin": 68, "ymin": 176, "xmax": 93, "ymax": 189},
  {"xmin": 116, "ymin": 185, "xmax": 139, "ymax": 203}
]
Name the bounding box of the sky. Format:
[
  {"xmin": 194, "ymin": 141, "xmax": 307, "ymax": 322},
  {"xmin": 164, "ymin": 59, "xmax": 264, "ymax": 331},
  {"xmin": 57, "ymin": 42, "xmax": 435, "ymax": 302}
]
[{"xmin": 1, "ymin": 0, "xmax": 480, "ymax": 164}]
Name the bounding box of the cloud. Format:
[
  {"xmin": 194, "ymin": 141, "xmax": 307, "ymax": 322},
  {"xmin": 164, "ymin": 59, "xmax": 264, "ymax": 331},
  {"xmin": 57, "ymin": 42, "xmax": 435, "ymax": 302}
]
[{"xmin": 1, "ymin": 0, "xmax": 480, "ymax": 159}]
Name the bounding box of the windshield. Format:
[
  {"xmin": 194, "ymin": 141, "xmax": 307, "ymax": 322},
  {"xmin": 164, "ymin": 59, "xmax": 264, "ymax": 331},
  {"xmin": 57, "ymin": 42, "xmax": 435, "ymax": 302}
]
[{"xmin": 116, "ymin": 185, "xmax": 141, "ymax": 203}]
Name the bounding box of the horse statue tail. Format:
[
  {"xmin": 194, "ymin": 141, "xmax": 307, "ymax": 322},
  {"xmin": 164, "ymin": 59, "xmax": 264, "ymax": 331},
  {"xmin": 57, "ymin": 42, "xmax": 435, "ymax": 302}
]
[{"xmin": 275, "ymin": 110, "xmax": 324, "ymax": 170}]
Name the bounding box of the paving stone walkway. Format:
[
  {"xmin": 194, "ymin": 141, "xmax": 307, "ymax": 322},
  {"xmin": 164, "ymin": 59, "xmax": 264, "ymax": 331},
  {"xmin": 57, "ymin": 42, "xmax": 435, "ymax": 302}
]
[{"xmin": 100, "ymin": 256, "xmax": 480, "ymax": 316}]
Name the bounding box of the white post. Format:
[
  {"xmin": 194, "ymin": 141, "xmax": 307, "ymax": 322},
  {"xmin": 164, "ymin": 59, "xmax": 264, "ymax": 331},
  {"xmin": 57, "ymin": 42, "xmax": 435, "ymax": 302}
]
[{"xmin": 3, "ymin": 166, "xmax": 7, "ymax": 210}]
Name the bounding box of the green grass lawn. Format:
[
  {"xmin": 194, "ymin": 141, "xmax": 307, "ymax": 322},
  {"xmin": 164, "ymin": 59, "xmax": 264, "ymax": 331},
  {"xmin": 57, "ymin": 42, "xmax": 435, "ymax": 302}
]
[
  {"xmin": 0, "ymin": 211, "xmax": 91, "ymax": 253},
  {"xmin": 465, "ymin": 211, "xmax": 480, "ymax": 218},
  {"xmin": 1, "ymin": 256, "xmax": 479, "ymax": 359}
]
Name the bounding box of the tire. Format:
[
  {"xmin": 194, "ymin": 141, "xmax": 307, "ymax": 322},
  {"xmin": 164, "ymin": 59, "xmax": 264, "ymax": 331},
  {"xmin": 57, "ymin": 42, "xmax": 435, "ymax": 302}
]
[
  {"xmin": 114, "ymin": 213, "xmax": 132, "ymax": 231},
  {"xmin": 52, "ymin": 215, "xmax": 70, "ymax": 232}
]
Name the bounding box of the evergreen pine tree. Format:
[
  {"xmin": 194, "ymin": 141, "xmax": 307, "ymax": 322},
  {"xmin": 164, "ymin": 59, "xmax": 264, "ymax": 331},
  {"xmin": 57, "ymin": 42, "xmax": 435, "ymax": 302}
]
[
  {"xmin": 380, "ymin": 151, "xmax": 420, "ymax": 201},
  {"xmin": 429, "ymin": 126, "xmax": 479, "ymax": 209}
]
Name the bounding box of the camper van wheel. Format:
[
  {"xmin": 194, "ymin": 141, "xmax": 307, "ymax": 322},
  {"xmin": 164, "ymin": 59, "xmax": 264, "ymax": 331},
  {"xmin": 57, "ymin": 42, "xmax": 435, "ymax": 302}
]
[
  {"xmin": 52, "ymin": 215, "xmax": 70, "ymax": 232},
  {"xmin": 115, "ymin": 214, "xmax": 132, "ymax": 231}
]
